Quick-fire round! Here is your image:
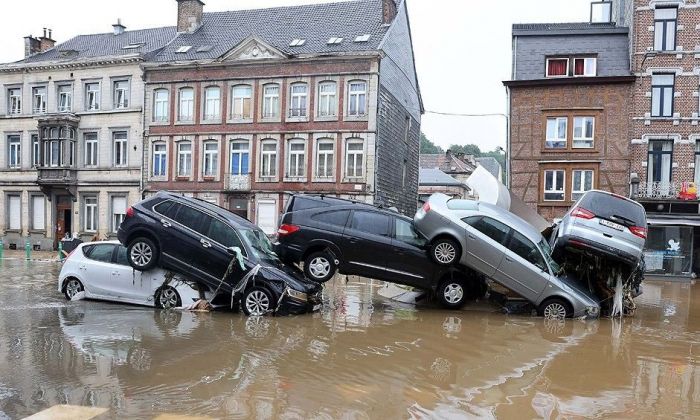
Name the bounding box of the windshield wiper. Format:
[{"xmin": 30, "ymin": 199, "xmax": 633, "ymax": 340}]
[{"xmin": 610, "ymin": 214, "xmax": 636, "ymax": 226}]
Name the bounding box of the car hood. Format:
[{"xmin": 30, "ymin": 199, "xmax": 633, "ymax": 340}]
[
  {"xmin": 258, "ymin": 262, "xmax": 320, "ymax": 294},
  {"xmin": 556, "ymin": 272, "xmax": 599, "ymax": 304}
]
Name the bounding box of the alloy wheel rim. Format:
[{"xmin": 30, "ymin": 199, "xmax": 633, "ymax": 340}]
[
  {"xmin": 543, "ymin": 303, "xmax": 567, "ymax": 320},
  {"xmin": 443, "ymin": 283, "xmax": 464, "ymax": 304},
  {"xmin": 246, "ymin": 290, "xmax": 270, "ymax": 316},
  {"xmin": 131, "ymin": 242, "xmax": 152, "ymax": 267},
  {"xmin": 159, "ymin": 288, "xmax": 178, "ymax": 309},
  {"xmin": 435, "ymin": 243, "xmax": 456, "ymax": 264},
  {"xmin": 309, "ymin": 257, "xmax": 331, "ymax": 278},
  {"xmin": 66, "ymin": 279, "xmax": 82, "ymax": 299}
]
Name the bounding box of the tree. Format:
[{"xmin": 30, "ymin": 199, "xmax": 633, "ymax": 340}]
[
  {"xmin": 420, "ymin": 132, "xmax": 443, "ymax": 154},
  {"xmin": 449, "ymin": 144, "xmax": 481, "ymax": 156}
]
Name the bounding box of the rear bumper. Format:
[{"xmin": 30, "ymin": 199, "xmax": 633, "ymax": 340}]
[
  {"xmin": 274, "ymin": 242, "xmax": 304, "ymax": 263},
  {"xmin": 557, "ymin": 234, "xmax": 639, "ymax": 266}
]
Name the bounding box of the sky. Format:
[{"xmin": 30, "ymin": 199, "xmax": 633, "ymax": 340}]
[{"xmin": 0, "ymin": 0, "xmax": 594, "ymax": 152}]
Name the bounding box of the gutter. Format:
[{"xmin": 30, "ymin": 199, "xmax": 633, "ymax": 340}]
[{"xmin": 503, "ymin": 75, "xmax": 635, "ymax": 88}]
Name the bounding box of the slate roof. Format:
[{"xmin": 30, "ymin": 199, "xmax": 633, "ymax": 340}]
[
  {"xmin": 154, "ymin": 0, "xmax": 389, "ymax": 62},
  {"xmin": 512, "ymin": 22, "xmax": 628, "ymax": 36},
  {"xmin": 419, "ymin": 153, "xmax": 476, "ymax": 174},
  {"xmin": 475, "ymin": 157, "xmax": 502, "ymax": 180},
  {"xmin": 419, "ymin": 168, "xmax": 465, "ymax": 187}
]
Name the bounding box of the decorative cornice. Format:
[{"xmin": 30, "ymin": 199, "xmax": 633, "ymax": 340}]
[{"xmin": 0, "ymin": 56, "xmax": 143, "ymax": 73}]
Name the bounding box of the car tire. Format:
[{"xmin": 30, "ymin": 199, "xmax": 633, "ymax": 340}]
[
  {"xmin": 437, "ymin": 278, "xmax": 468, "ymax": 309},
  {"xmin": 127, "ymin": 237, "xmax": 158, "ymax": 271},
  {"xmin": 242, "ymin": 286, "xmax": 276, "ymax": 316},
  {"xmin": 538, "ymin": 298, "xmax": 572, "ymax": 320},
  {"xmin": 303, "ymin": 252, "xmax": 336, "ymax": 283},
  {"xmin": 63, "ymin": 278, "xmax": 84, "ymax": 300},
  {"xmin": 430, "ymin": 238, "xmax": 460, "ymax": 266},
  {"xmin": 155, "ymin": 286, "xmax": 182, "ymax": 309}
]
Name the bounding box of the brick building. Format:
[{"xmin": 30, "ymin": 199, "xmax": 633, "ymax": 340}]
[
  {"xmin": 504, "ymin": 1, "xmax": 635, "ymax": 221},
  {"xmin": 143, "ymin": 0, "xmax": 422, "ymax": 233}
]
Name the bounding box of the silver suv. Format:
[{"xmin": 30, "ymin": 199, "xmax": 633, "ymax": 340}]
[
  {"xmin": 551, "ymin": 190, "xmax": 647, "ymax": 267},
  {"xmin": 414, "ymin": 194, "xmax": 600, "ymax": 318}
]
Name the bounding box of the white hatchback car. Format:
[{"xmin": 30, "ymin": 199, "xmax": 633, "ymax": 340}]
[{"xmin": 58, "ymin": 241, "xmax": 210, "ymax": 309}]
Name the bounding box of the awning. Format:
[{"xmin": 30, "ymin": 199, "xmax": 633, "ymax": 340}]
[{"xmin": 647, "ymin": 217, "xmax": 700, "ymax": 227}]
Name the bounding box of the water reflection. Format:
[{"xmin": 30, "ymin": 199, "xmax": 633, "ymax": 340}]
[{"xmin": 1, "ymin": 260, "xmax": 700, "ymax": 418}]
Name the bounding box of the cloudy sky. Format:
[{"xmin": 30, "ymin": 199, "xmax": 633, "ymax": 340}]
[{"xmin": 0, "ymin": 0, "xmax": 593, "ymax": 151}]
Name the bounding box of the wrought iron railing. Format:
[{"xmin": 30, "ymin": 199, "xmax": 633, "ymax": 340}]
[{"xmin": 636, "ymin": 182, "xmax": 689, "ymax": 199}]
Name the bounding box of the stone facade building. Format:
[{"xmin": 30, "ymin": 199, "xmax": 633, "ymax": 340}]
[
  {"xmin": 505, "ymin": 1, "xmax": 635, "ymax": 221},
  {"xmin": 143, "ymin": 0, "xmax": 422, "ymax": 233}
]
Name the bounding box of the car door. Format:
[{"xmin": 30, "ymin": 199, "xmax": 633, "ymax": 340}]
[
  {"xmin": 496, "ymin": 231, "xmax": 551, "ymax": 301},
  {"xmin": 462, "ymin": 216, "xmax": 509, "ymax": 278},
  {"xmin": 169, "ymin": 204, "xmax": 215, "ymax": 281},
  {"xmin": 341, "ymin": 210, "xmax": 393, "ymax": 279},
  {"xmin": 204, "ymin": 217, "xmax": 248, "ymax": 283},
  {"xmin": 387, "ymin": 217, "xmax": 432, "ymax": 288},
  {"xmin": 81, "ymin": 243, "xmax": 119, "ymax": 297},
  {"xmin": 110, "ymin": 245, "xmax": 145, "ymax": 301}
]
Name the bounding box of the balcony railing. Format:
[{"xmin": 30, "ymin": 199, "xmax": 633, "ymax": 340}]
[
  {"xmin": 225, "ymin": 174, "xmax": 251, "ymax": 191},
  {"xmin": 37, "ymin": 168, "xmax": 78, "ymax": 184},
  {"xmin": 636, "ymin": 182, "xmax": 698, "ymax": 200}
]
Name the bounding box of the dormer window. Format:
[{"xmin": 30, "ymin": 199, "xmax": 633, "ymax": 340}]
[
  {"xmin": 546, "ymin": 56, "xmax": 597, "ymax": 78},
  {"xmin": 573, "ymin": 57, "xmax": 597, "ymax": 77},
  {"xmin": 590, "ymin": 1, "xmax": 612, "ymax": 24},
  {"xmin": 546, "ymin": 58, "xmax": 569, "ymax": 78}
]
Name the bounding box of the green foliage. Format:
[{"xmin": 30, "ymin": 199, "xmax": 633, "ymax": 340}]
[{"xmin": 420, "ymin": 132, "xmax": 443, "ymax": 154}]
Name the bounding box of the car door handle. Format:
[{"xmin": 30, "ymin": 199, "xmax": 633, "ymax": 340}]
[
  {"xmin": 505, "ymin": 257, "xmax": 513, "ymax": 263},
  {"xmin": 111, "ymin": 271, "xmax": 119, "ymax": 276},
  {"xmin": 161, "ymin": 219, "xmax": 171, "ymax": 228},
  {"xmin": 348, "ymin": 238, "xmax": 359, "ymax": 244},
  {"xmin": 201, "ymin": 239, "xmax": 212, "ymax": 248},
  {"xmin": 468, "ymin": 234, "xmax": 475, "ymax": 240},
  {"xmin": 79, "ymin": 265, "xmax": 86, "ymax": 270}
]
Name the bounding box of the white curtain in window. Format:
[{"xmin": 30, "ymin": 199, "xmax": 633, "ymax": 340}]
[
  {"xmin": 8, "ymin": 196, "xmax": 20, "ymax": 230},
  {"xmin": 32, "ymin": 196, "xmax": 45, "ymax": 230}
]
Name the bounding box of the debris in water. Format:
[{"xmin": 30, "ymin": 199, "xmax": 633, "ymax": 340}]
[
  {"xmin": 183, "ymin": 299, "xmax": 213, "ymax": 312},
  {"xmin": 611, "ymin": 275, "xmax": 623, "ymax": 318},
  {"xmin": 70, "ymin": 291, "xmax": 85, "ymax": 301}
]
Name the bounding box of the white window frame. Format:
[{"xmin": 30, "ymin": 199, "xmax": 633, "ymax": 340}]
[
  {"xmin": 544, "ymin": 170, "xmax": 566, "ymax": 201},
  {"xmin": 260, "ymin": 139, "xmax": 278, "ymax": 179},
  {"xmin": 203, "ymin": 141, "xmax": 219, "ymax": 177},
  {"xmin": 84, "ymin": 132, "xmax": 98, "ymax": 167},
  {"xmin": 231, "ymin": 84, "xmax": 253, "ymax": 120},
  {"xmin": 112, "ymin": 131, "xmax": 128, "ymax": 167},
  {"xmin": 317, "ymin": 81, "xmax": 337, "ymax": 118},
  {"xmin": 153, "ymin": 88, "xmax": 169, "ymax": 122},
  {"xmin": 152, "ymin": 142, "xmax": 167, "ymax": 177},
  {"xmin": 573, "ymin": 57, "xmax": 597, "ymax": 77},
  {"xmin": 345, "ymin": 138, "xmax": 365, "ymax": 179},
  {"xmin": 32, "ymin": 86, "xmax": 47, "ymax": 114},
  {"xmin": 545, "ymin": 117, "xmax": 568, "ymax": 149},
  {"xmin": 230, "ymin": 140, "xmax": 250, "ymax": 176},
  {"xmin": 178, "ymin": 87, "xmax": 195, "ymax": 122},
  {"xmin": 31, "ymin": 134, "xmax": 39, "ymax": 167},
  {"xmin": 572, "ymin": 170, "xmax": 594, "ymax": 201},
  {"xmin": 262, "ymin": 84, "xmax": 280, "ymax": 119},
  {"xmin": 83, "ymin": 196, "xmax": 98, "ymax": 233},
  {"xmin": 8, "ymin": 87, "xmax": 21, "ymax": 115},
  {"xmin": 49, "ymin": 140, "xmax": 60, "ymax": 167},
  {"xmin": 573, "ymin": 117, "xmax": 595, "ymax": 148},
  {"xmin": 57, "ymin": 84, "xmax": 72, "ymax": 112},
  {"xmin": 85, "ymin": 82, "xmax": 101, "ymax": 111},
  {"xmin": 8, "ymin": 135, "xmax": 21, "ymax": 169},
  {"xmin": 315, "ymin": 138, "xmax": 335, "ymax": 179},
  {"xmin": 31, "ymin": 195, "xmax": 45, "ymax": 231},
  {"xmin": 113, "ymin": 79, "xmax": 130, "ymax": 109},
  {"xmin": 545, "ymin": 58, "xmax": 569, "ymax": 78},
  {"xmin": 286, "ymin": 138, "xmax": 306, "ymax": 178},
  {"xmin": 347, "ymin": 80, "xmax": 368, "ymax": 117},
  {"xmin": 654, "ymin": 6, "xmax": 678, "ymax": 52},
  {"xmin": 177, "ymin": 141, "xmax": 192, "ymax": 177},
  {"xmin": 203, "ymin": 86, "xmax": 221, "ymax": 121},
  {"xmin": 289, "ymin": 83, "xmax": 308, "ymax": 118},
  {"xmin": 7, "ymin": 194, "xmax": 21, "ymax": 231},
  {"xmin": 111, "ymin": 196, "xmax": 127, "ymax": 233}
]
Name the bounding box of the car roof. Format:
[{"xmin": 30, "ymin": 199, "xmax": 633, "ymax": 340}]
[
  {"xmin": 580, "ymin": 189, "xmax": 645, "ymax": 209},
  {"xmin": 154, "ymin": 191, "xmax": 257, "ymax": 229}
]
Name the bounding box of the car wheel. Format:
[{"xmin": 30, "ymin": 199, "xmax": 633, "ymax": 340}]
[
  {"xmin": 538, "ymin": 298, "xmax": 572, "ymax": 320},
  {"xmin": 303, "ymin": 252, "xmax": 336, "ymax": 283},
  {"xmin": 127, "ymin": 237, "xmax": 158, "ymax": 271},
  {"xmin": 155, "ymin": 286, "xmax": 182, "ymax": 309},
  {"xmin": 430, "ymin": 238, "xmax": 460, "ymax": 266},
  {"xmin": 63, "ymin": 278, "xmax": 84, "ymax": 300},
  {"xmin": 242, "ymin": 287, "xmax": 275, "ymax": 316},
  {"xmin": 437, "ymin": 278, "xmax": 467, "ymax": 309}
]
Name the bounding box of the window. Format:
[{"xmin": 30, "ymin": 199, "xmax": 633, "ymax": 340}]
[
  {"xmin": 115, "ymin": 246, "xmax": 129, "ymax": 266},
  {"xmin": 287, "ymin": 139, "xmax": 306, "ymax": 178},
  {"xmin": 8, "ymin": 135, "xmax": 20, "ymax": 168},
  {"xmin": 463, "ymin": 216, "xmax": 510, "ymax": 245},
  {"xmin": 207, "ymin": 219, "xmax": 244, "ymax": 249},
  {"xmin": 230, "ymin": 140, "xmax": 250, "ymax": 175},
  {"xmin": 651, "ymin": 74, "xmax": 674, "ymax": 117},
  {"xmin": 49, "ymin": 139, "xmax": 60, "ymax": 167},
  {"xmin": 572, "ymin": 170, "xmax": 594, "ymax": 201},
  {"xmin": 546, "ymin": 58, "xmax": 568, "ymax": 77},
  {"xmin": 544, "ymin": 170, "xmax": 565, "ymax": 201},
  {"xmin": 153, "ymin": 89, "xmax": 169, "ymax": 122},
  {"xmin": 177, "ymin": 142, "xmax": 192, "ymax": 176},
  {"xmin": 57, "ymin": 85, "xmax": 72, "ymax": 112},
  {"xmin": 153, "ymin": 143, "xmax": 166, "ymax": 177},
  {"xmin": 395, "ymin": 218, "xmax": 426, "ymax": 247},
  {"xmin": 546, "ymin": 117, "xmax": 567, "ymax": 148},
  {"xmin": 113, "ymin": 80, "xmax": 129, "ymax": 109},
  {"xmin": 573, "ymin": 58, "xmax": 596, "ymax": 77},
  {"xmin": 509, "ymin": 231, "xmax": 547, "ymax": 271},
  {"xmin": 203, "ymin": 141, "xmax": 219, "ymax": 177},
  {"xmin": 350, "ymin": 211, "xmax": 390, "ymax": 237},
  {"xmin": 654, "ymin": 7, "xmax": 677, "ymax": 51},
  {"xmin": 316, "ymin": 139, "xmax": 335, "ymax": 178},
  {"xmin": 573, "ymin": 117, "xmax": 595, "ymax": 148},
  {"xmin": 345, "ymin": 139, "xmax": 364, "ymax": 178},
  {"xmin": 260, "ymin": 140, "xmax": 277, "ymax": 178},
  {"xmin": 262, "ymin": 84, "xmax": 280, "ymax": 118},
  {"xmin": 7, "ymin": 195, "xmax": 20, "ymax": 230},
  {"xmin": 8, "ymin": 88, "xmax": 21, "ymax": 115},
  {"xmin": 111, "ymin": 196, "xmax": 127, "ymax": 233},
  {"xmin": 86, "ymin": 244, "xmax": 115, "ymax": 263},
  {"xmin": 84, "ymin": 196, "xmax": 98, "ymax": 232},
  {"xmin": 84, "ymin": 133, "xmax": 98, "ymax": 167},
  {"xmin": 231, "ymin": 85, "xmax": 252, "ymax": 119},
  {"xmin": 289, "ymin": 83, "xmax": 308, "ymax": 117},
  {"xmin": 178, "ymin": 87, "xmax": 194, "ymax": 121},
  {"xmin": 590, "ymin": 1, "xmax": 612, "ymax": 23},
  {"xmin": 31, "ymin": 196, "xmax": 45, "ymax": 230},
  {"xmin": 85, "ymin": 83, "xmax": 100, "ymax": 111},
  {"xmin": 113, "ymin": 132, "xmax": 127, "ymax": 167},
  {"xmin": 173, "ymin": 205, "xmax": 209, "ymax": 234},
  {"xmin": 203, "ymin": 86, "xmax": 221, "ymax": 121},
  {"xmin": 647, "ymin": 140, "xmax": 673, "ymax": 184},
  {"xmin": 312, "ymin": 210, "xmax": 350, "ymax": 227},
  {"xmin": 32, "ymin": 87, "xmax": 47, "ymax": 114},
  {"xmin": 318, "ymin": 82, "xmax": 337, "ymax": 117},
  {"xmin": 31, "ymin": 135, "xmax": 39, "ymax": 167},
  {"xmin": 348, "ymin": 81, "xmax": 367, "ymax": 116}
]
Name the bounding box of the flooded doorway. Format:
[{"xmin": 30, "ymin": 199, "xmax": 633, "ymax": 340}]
[{"xmin": 54, "ymin": 195, "xmax": 72, "ymax": 248}]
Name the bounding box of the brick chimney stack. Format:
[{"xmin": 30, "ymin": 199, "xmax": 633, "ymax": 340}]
[
  {"xmin": 39, "ymin": 28, "xmax": 55, "ymax": 51},
  {"xmin": 382, "ymin": 0, "xmax": 397, "ymax": 25},
  {"xmin": 24, "ymin": 28, "xmax": 55, "ymax": 57},
  {"xmin": 177, "ymin": 0, "xmax": 205, "ymax": 33}
]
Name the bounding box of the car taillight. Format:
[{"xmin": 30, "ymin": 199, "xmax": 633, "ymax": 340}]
[
  {"xmin": 571, "ymin": 207, "xmax": 595, "ymax": 220},
  {"xmin": 277, "ymin": 224, "xmax": 300, "ymax": 236},
  {"xmin": 629, "ymin": 226, "xmax": 647, "ymax": 239},
  {"xmin": 422, "ymin": 202, "xmax": 431, "ymax": 213},
  {"xmin": 126, "ymin": 207, "xmax": 135, "ymax": 218}
]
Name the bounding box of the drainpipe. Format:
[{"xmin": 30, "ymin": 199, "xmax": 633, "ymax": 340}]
[{"xmin": 140, "ymin": 66, "xmax": 147, "ymax": 199}]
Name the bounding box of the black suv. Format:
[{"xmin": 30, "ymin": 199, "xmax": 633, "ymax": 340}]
[
  {"xmin": 275, "ymin": 195, "xmax": 485, "ymax": 308},
  {"xmin": 117, "ymin": 191, "xmax": 321, "ymax": 316}
]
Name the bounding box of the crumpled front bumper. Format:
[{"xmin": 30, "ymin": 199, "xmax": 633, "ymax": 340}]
[{"xmin": 276, "ymin": 289, "xmax": 323, "ymax": 316}]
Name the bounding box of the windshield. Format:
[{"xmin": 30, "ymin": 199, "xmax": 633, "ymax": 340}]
[
  {"xmin": 538, "ymin": 238, "xmax": 561, "ymax": 274},
  {"xmin": 240, "ymin": 228, "xmax": 280, "ymax": 264}
]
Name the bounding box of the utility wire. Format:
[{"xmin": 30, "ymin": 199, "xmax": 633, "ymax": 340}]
[{"xmin": 425, "ymin": 110, "xmax": 509, "ymax": 118}]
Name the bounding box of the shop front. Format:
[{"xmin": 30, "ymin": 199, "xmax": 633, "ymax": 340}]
[{"xmin": 644, "ymin": 222, "xmax": 696, "ymax": 278}]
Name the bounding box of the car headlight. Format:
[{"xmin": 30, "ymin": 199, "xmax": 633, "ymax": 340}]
[{"xmin": 286, "ymin": 288, "xmax": 308, "ymax": 302}]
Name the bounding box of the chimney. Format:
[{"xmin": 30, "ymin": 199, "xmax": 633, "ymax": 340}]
[
  {"xmin": 177, "ymin": 0, "xmax": 205, "ymax": 33},
  {"xmin": 24, "ymin": 35, "xmax": 41, "ymax": 57},
  {"xmin": 382, "ymin": 0, "xmax": 398, "ymax": 25},
  {"xmin": 39, "ymin": 28, "xmax": 55, "ymax": 52},
  {"xmin": 113, "ymin": 18, "xmax": 126, "ymax": 35}
]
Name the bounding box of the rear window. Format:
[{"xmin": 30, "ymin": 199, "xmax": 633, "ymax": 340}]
[{"xmin": 578, "ymin": 192, "xmax": 646, "ymax": 226}]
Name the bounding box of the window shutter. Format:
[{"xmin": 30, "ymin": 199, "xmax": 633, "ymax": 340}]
[
  {"xmin": 9, "ymin": 196, "xmax": 21, "ymax": 230},
  {"xmin": 112, "ymin": 197, "xmax": 127, "ymax": 215},
  {"xmin": 32, "ymin": 196, "xmax": 45, "ymax": 230}
]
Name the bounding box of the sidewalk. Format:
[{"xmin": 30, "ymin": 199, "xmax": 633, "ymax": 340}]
[{"xmin": 1, "ymin": 249, "xmax": 61, "ymax": 262}]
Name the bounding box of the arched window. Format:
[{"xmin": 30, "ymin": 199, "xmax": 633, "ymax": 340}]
[
  {"xmin": 318, "ymin": 81, "xmax": 337, "ymax": 117},
  {"xmin": 347, "ymin": 80, "xmax": 367, "ymax": 116},
  {"xmin": 230, "ymin": 140, "xmax": 250, "ymax": 176},
  {"xmin": 231, "ymin": 84, "xmax": 252, "ymax": 119},
  {"xmin": 260, "ymin": 139, "xmax": 278, "ymax": 178},
  {"xmin": 153, "ymin": 89, "xmax": 169, "ymax": 122},
  {"xmin": 203, "ymin": 140, "xmax": 219, "ymax": 177},
  {"xmin": 178, "ymin": 87, "xmax": 194, "ymax": 121},
  {"xmin": 203, "ymin": 86, "xmax": 221, "ymax": 121},
  {"xmin": 289, "ymin": 82, "xmax": 308, "ymax": 117},
  {"xmin": 262, "ymin": 84, "xmax": 280, "ymax": 118}
]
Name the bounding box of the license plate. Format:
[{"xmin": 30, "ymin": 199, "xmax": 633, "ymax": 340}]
[
  {"xmin": 312, "ymin": 304, "xmax": 323, "ymax": 312},
  {"xmin": 600, "ymin": 219, "xmax": 624, "ymax": 231}
]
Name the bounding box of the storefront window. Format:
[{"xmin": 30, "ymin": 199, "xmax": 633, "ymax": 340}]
[{"xmin": 644, "ymin": 226, "xmax": 693, "ymax": 276}]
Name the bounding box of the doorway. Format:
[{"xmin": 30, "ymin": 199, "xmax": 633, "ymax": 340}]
[
  {"xmin": 55, "ymin": 195, "xmax": 73, "ymax": 248},
  {"xmin": 229, "ymin": 197, "xmax": 249, "ymax": 220}
]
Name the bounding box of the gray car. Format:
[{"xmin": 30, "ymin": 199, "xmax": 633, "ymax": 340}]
[{"xmin": 414, "ymin": 194, "xmax": 600, "ymax": 319}]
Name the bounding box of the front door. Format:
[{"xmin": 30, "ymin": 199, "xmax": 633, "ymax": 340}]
[
  {"xmin": 55, "ymin": 195, "xmax": 73, "ymax": 249},
  {"xmin": 341, "ymin": 210, "xmax": 393, "ymax": 279},
  {"xmin": 229, "ymin": 197, "xmax": 249, "ymax": 220}
]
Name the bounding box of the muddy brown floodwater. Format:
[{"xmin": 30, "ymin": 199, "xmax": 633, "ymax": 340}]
[{"xmin": 1, "ymin": 259, "xmax": 700, "ymax": 419}]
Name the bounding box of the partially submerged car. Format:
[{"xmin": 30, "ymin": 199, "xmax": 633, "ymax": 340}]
[
  {"xmin": 117, "ymin": 192, "xmax": 322, "ymax": 316},
  {"xmin": 414, "ymin": 194, "xmax": 600, "ymax": 319},
  {"xmin": 59, "ymin": 241, "xmax": 211, "ymax": 309}
]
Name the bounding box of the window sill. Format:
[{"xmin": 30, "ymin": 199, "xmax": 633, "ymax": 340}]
[
  {"xmin": 257, "ymin": 177, "xmax": 278, "ymax": 183},
  {"xmin": 541, "ymin": 148, "xmax": 599, "ymax": 153},
  {"xmin": 283, "ymin": 177, "xmax": 307, "ymax": 183},
  {"xmin": 202, "ymin": 176, "xmax": 217, "ymax": 181},
  {"xmin": 227, "ymin": 118, "xmax": 254, "ymax": 124},
  {"xmin": 28, "ymin": 230, "xmax": 46, "ymax": 235},
  {"xmin": 75, "ymin": 108, "xmax": 142, "ymax": 116},
  {"xmin": 151, "ymin": 120, "xmax": 170, "ymax": 126},
  {"xmin": 201, "ymin": 119, "xmax": 222, "ymax": 125},
  {"xmin": 315, "ymin": 115, "xmax": 339, "ymax": 122},
  {"xmin": 174, "ymin": 121, "xmax": 196, "ymax": 126},
  {"xmin": 538, "ymin": 201, "xmax": 572, "ymax": 207},
  {"xmin": 344, "ymin": 115, "xmax": 369, "ymax": 122},
  {"xmin": 312, "ymin": 178, "xmax": 336, "ymax": 183},
  {"xmin": 286, "ymin": 116, "xmax": 309, "ymax": 123},
  {"xmin": 150, "ymin": 176, "xmax": 168, "ymax": 181},
  {"xmin": 175, "ymin": 176, "xmax": 192, "ymax": 181},
  {"xmin": 342, "ymin": 178, "xmax": 366, "ymax": 184}
]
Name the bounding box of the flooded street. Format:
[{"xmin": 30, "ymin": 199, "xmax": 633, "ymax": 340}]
[{"xmin": 1, "ymin": 259, "xmax": 700, "ymax": 419}]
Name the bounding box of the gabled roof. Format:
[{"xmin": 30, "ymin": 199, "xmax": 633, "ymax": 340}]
[
  {"xmin": 419, "ymin": 168, "xmax": 465, "ymax": 187},
  {"xmin": 154, "ymin": 0, "xmax": 389, "ymax": 62},
  {"xmin": 419, "ymin": 153, "xmax": 476, "ymax": 174},
  {"xmin": 475, "ymin": 157, "xmax": 502, "ymax": 179}
]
